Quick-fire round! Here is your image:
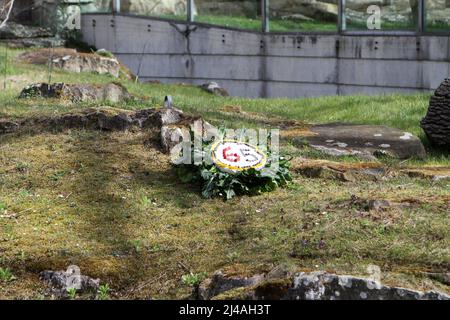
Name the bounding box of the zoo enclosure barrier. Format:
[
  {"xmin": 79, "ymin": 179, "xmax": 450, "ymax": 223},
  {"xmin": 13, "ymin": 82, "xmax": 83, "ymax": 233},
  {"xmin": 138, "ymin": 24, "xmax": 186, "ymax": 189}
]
[{"xmin": 98, "ymin": 0, "xmax": 450, "ymax": 35}]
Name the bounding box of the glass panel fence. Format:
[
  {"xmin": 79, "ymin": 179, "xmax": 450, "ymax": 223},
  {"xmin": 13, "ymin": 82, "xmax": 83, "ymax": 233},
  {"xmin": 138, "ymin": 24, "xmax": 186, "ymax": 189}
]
[
  {"xmin": 344, "ymin": 0, "xmax": 418, "ymax": 31},
  {"xmin": 269, "ymin": 0, "xmax": 338, "ymax": 32},
  {"xmin": 78, "ymin": 1, "xmax": 450, "ymax": 34},
  {"xmin": 425, "ymin": 0, "xmax": 450, "ymax": 32},
  {"xmin": 194, "ymin": 0, "xmax": 261, "ymax": 31},
  {"xmin": 85, "ymin": 0, "xmax": 188, "ymax": 21},
  {"xmin": 81, "ymin": 0, "xmax": 113, "ymax": 14}
]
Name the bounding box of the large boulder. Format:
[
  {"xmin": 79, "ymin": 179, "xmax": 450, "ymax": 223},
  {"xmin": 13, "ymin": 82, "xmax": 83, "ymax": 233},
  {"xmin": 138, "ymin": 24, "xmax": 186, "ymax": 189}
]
[
  {"xmin": 269, "ymin": 0, "xmax": 338, "ymax": 22},
  {"xmin": 40, "ymin": 266, "xmax": 100, "ymax": 297},
  {"xmin": 198, "ymin": 269, "xmax": 450, "ymax": 300},
  {"xmin": 93, "ymin": 0, "xmax": 194, "ymax": 16},
  {"xmin": 421, "ymin": 78, "xmax": 450, "ymax": 149},
  {"xmin": 19, "ymin": 82, "xmax": 132, "ymax": 103},
  {"xmin": 304, "ymin": 124, "xmax": 427, "ymax": 160},
  {"xmin": 0, "ymin": 22, "xmax": 54, "ymax": 39},
  {"xmin": 18, "ymin": 48, "xmax": 121, "ymax": 78},
  {"xmin": 199, "ymin": 82, "xmax": 229, "ymax": 97}
]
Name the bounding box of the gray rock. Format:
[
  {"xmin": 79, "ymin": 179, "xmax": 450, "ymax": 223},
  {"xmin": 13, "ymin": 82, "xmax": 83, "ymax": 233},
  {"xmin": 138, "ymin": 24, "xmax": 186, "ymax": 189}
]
[
  {"xmin": 0, "ymin": 105, "xmax": 189, "ymax": 138},
  {"xmin": 199, "ymin": 269, "xmax": 450, "ymax": 300},
  {"xmin": 52, "ymin": 54, "xmax": 120, "ymax": 78},
  {"xmin": 139, "ymin": 107, "xmax": 184, "ymax": 128},
  {"xmin": 421, "ymin": 78, "xmax": 450, "ymax": 149},
  {"xmin": 198, "ymin": 271, "xmax": 265, "ymax": 300},
  {"xmin": 0, "ymin": 37, "xmax": 66, "ymax": 48},
  {"xmin": 19, "ymin": 82, "xmax": 132, "ymax": 103},
  {"xmin": 39, "ymin": 266, "xmax": 100, "ymax": 296},
  {"xmin": 280, "ymin": 272, "xmax": 450, "ymax": 300},
  {"xmin": 306, "ymin": 124, "xmax": 427, "ymax": 160},
  {"xmin": 0, "ymin": 119, "xmax": 19, "ymax": 134},
  {"xmin": 18, "ymin": 48, "xmax": 120, "ymax": 78},
  {"xmin": 367, "ymin": 199, "xmax": 392, "ymax": 211},
  {"xmin": 160, "ymin": 117, "xmax": 216, "ymax": 154},
  {"xmin": 0, "ymin": 22, "xmax": 54, "ymax": 39},
  {"xmin": 199, "ymin": 82, "xmax": 229, "ymax": 97}
]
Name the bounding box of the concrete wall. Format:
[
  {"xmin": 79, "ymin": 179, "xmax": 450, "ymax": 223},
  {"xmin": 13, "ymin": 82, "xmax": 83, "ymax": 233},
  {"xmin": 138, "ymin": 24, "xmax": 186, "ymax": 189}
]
[{"xmin": 80, "ymin": 13, "xmax": 450, "ymax": 98}]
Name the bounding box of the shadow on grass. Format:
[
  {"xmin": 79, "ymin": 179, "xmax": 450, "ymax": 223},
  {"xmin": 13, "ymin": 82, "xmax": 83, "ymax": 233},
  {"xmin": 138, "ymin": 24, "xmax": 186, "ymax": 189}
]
[{"xmin": 0, "ymin": 129, "xmax": 203, "ymax": 296}]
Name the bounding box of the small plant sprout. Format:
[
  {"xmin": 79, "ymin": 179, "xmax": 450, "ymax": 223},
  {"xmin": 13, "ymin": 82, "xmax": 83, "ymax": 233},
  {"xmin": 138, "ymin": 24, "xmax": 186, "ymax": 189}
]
[
  {"xmin": 67, "ymin": 287, "xmax": 77, "ymax": 300},
  {"xmin": 140, "ymin": 194, "xmax": 152, "ymax": 207},
  {"xmin": 132, "ymin": 239, "xmax": 143, "ymax": 253},
  {"xmin": 97, "ymin": 284, "xmax": 111, "ymax": 300},
  {"xmin": 226, "ymin": 251, "xmax": 239, "ymax": 263},
  {"xmin": 0, "ymin": 267, "xmax": 16, "ymax": 282},
  {"xmin": 181, "ymin": 272, "xmax": 207, "ymax": 287}
]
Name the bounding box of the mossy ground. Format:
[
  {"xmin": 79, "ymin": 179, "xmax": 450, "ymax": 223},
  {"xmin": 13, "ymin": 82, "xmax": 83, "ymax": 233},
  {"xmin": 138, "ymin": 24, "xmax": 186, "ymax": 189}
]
[{"xmin": 0, "ymin": 45, "xmax": 449, "ymax": 299}]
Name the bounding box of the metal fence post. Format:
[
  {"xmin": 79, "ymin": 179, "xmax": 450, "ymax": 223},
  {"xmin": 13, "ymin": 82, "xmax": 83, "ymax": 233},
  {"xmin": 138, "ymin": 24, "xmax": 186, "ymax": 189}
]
[
  {"xmin": 418, "ymin": 0, "xmax": 425, "ymax": 33},
  {"xmin": 187, "ymin": 0, "xmax": 194, "ymax": 23},
  {"xmin": 113, "ymin": 0, "xmax": 121, "ymax": 14},
  {"xmin": 262, "ymin": 0, "xmax": 269, "ymax": 32},
  {"xmin": 338, "ymin": 0, "xmax": 346, "ymax": 33}
]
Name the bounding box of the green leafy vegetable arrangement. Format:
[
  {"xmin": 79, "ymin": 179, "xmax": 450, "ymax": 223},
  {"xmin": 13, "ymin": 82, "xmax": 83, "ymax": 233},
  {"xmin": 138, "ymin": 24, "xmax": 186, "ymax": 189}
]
[{"xmin": 175, "ymin": 131, "xmax": 292, "ymax": 200}]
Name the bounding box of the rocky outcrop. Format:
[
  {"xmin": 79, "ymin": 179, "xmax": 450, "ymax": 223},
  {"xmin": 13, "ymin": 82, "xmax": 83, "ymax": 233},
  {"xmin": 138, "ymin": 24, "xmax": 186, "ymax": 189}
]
[
  {"xmin": 0, "ymin": 119, "xmax": 19, "ymax": 134},
  {"xmin": 0, "ymin": 105, "xmax": 211, "ymax": 156},
  {"xmin": 0, "ymin": 22, "xmax": 53, "ymax": 39},
  {"xmin": 92, "ymin": 0, "xmax": 194, "ymax": 16},
  {"xmin": 421, "ymin": 78, "xmax": 450, "ymax": 149},
  {"xmin": 198, "ymin": 269, "xmax": 450, "ymax": 300},
  {"xmin": 0, "ymin": 21, "xmax": 63, "ymax": 48},
  {"xmin": 269, "ymin": 0, "xmax": 338, "ymax": 22},
  {"xmin": 18, "ymin": 48, "xmax": 121, "ymax": 78},
  {"xmin": 0, "ymin": 106, "xmax": 188, "ymax": 133},
  {"xmin": 19, "ymin": 82, "xmax": 132, "ymax": 103}
]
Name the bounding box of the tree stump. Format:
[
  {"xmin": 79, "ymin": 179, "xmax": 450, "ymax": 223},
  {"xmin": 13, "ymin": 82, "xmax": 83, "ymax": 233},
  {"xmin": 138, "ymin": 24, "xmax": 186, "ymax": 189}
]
[{"xmin": 421, "ymin": 79, "xmax": 450, "ymax": 149}]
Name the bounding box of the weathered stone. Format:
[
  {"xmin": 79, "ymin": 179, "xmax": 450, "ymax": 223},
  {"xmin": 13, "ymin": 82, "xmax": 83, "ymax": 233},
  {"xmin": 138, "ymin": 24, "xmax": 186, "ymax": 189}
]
[
  {"xmin": 200, "ymin": 269, "xmax": 450, "ymax": 300},
  {"xmin": 161, "ymin": 117, "xmax": 216, "ymax": 153},
  {"xmin": 198, "ymin": 271, "xmax": 265, "ymax": 300},
  {"xmin": 0, "ymin": 22, "xmax": 53, "ymax": 39},
  {"xmin": 277, "ymin": 272, "xmax": 450, "ymax": 300},
  {"xmin": 270, "ymin": 0, "xmax": 338, "ymax": 22},
  {"xmin": 1, "ymin": 37, "xmax": 66, "ymax": 48},
  {"xmin": 421, "ymin": 78, "xmax": 450, "ymax": 149},
  {"xmin": 306, "ymin": 124, "xmax": 427, "ymax": 160},
  {"xmin": 367, "ymin": 199, "xmax": 392, "ymax": 211},
  {"xmin": 93, "ymin": 0, "xmax": 195, "ymax": 16},
  {"xmin": 18, "ymin": 48, "xmax": 120, "ymax": 78},
  {"xmin": 424, "ymin": 272, "xmax": 450, "ymax": 286},
  {"xmin": 0, "ymin": 119, "xmax": 19, "ymax": 134},
  {"xmin": 199, "ymin": 82, "xmax": 229, "ymax": 97},
  {"xmin": 39, "ymin": 266, "xmax": 100, "ymax": 296},
  {"xmin": 19, "ymin": 82, "xmax": 132, "ymax": 103}
]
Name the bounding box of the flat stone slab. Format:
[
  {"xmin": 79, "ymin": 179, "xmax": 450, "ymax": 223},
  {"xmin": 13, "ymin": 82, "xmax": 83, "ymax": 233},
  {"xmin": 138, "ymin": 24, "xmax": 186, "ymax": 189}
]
[{"xmin": 306, "ymin": 124, "xmax": 426, "ymax": 160}]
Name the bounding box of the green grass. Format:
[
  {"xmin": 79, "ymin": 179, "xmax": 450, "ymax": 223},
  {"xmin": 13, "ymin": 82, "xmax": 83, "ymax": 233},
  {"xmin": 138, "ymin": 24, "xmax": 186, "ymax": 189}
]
[
  {"xmin": 0, "ymin": 45, "xmax": 449, "ymax": 299},
  {"xmin": 116, "ymin": 12, "xmax": 450, "ymax": 33},
  {"xmin": 0, "ymin": 45, "xmax": 448, "ymax": 165}
]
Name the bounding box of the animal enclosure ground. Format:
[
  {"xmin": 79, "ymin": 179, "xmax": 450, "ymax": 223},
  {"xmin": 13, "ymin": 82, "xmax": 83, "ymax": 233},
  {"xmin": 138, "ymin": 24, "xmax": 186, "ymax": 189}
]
[{"xmin": 0, "ymin": 46, "xmax": 449, "ymax": 299}]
